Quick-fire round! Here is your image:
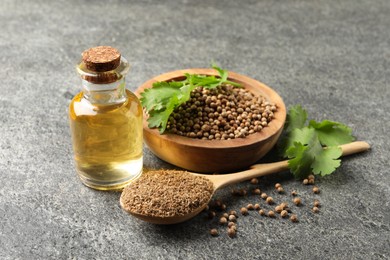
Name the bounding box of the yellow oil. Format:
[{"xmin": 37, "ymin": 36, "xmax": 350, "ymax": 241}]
[{"xmin": 69, "ymin": 89, "xmax": 143, "ymax": 191}]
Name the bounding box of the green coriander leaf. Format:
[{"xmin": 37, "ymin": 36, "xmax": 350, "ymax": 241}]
[
  {"xmin": 312, "ymin": 146, "xmax": 342, "ymax": 176},
  {"xmin": 285, "ymin": 105, "xmax": 307, "ymax": 133},
  {"xmin": 280, "ymin": 127, "xmax": 316, "ymax": 158},
  {"xmin": 287, "ymin": 142, "xmax": 315, "ymax": 179},
  {"xmin": 140, "ymin": 66, "xmax": 241, "ymax": 133},
  {"xmin": 309, "ymin": 120, "xmax": 355, "ymax": 146},
  {"xmin": 140, "ymin": 82, "xmax": 181, "ymax": 111},
  {"xmin": 286, "ymin": 130, "xmax": 324, "ymax": 179},
  {"xmin": 147, "ymin": 95, "xmax": 179, "ymax": 133},
  {"xmin": 212, "ymin": 65, "xmax": 228, "ymax": 82}
]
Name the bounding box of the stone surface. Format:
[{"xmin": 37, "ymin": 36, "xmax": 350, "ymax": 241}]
[{"xmin": 0, "ymin": 0, "xmax": 389, "ymax": 259}]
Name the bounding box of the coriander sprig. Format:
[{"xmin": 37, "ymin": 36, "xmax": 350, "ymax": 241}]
[
  {"xmin": 140, "ymin": 66, "xmax": 241, "ymax": 133},
  {"xmin": 278, "ymin": 105, "xmax": 355, "ymax": 178}
]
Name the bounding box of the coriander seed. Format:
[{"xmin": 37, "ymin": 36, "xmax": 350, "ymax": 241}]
[
  {"xmin": 266, "ymin": 196, "xmax": 274, "ymax": 205},
  {"xmin": 280, "ymin": 210, "xmax": 288, "ymax": 218},
  {"xmin": 312, "ymin": 206, "xmax": 320, "ymax": 213},
  {"xmin": 275, "ymin": 205, "xmax": 282, "ymax": 213},
  {"xmin": 254, "ymin": 203, "xmax": 261, "ymax": 210},
  {"xmin": 308, "ymin": 179, "xmax": 315, "ymax": 185},
  {"xmin": 219, "ymin": 217, "xmax": 228, "ymax": 225},
  {"xmin": 222, "ymin": 213, "xmax": 229, "ymax": 218},
  {"xmin": 313, "ymin": 186, "xmax": 320, "ymax": 194},
  {"xmin": 208, "ymin": 211, "xmax": 216, "ymax": 219},
  {"xmin": 290, "ymin": 214, "xmax": 298, "ymax": 223},
  {"xmin": 239, "ymin": 189, "xmax": 247, "ymax": 196},
  {"xmin": 259, "ymin": 209, "xmax": 266, "ymax": 216},
  {"xmin": 293, "ymin": 197, "xmax": 302, "ymax": 206},
  {"xmin": 303, "ymin": 179, "xmax": 309, "ymax": 185},
  {"xmin": 228, "ymin": 214, "xmax": 237, "ymax": 222},
  {"xmin": 229, "ymin": 210, "xmax": 238, "ymax": 217},
  {"xmin": 247, "ymin": 204, "xmax": 254, "ymax": 210},
  {"xmin": 210, "ymin": 228, "xmax": 219, "ymax": 237},
  {"xmin": 314, "ymin": 200, "xmax": 321, "ymax": 207},
  {"xmin": 280, "ymin": 202, "xmax": 288, "ymax": 209},
  {"xmin": 277, "ymin": 187, "xmax": 284, "ymax": 194},
  {"xmin": 252, "ymin": 188, "xmax": 261, "ymax": 195},
  {"xmin": 268, "ymin": 210, "xmax": 276, "ymax": 218},
  {"xmin": 228, "ymin": 222, "xmax": 236, "ymax": 228},
  {"xmin": 261, "ymin": 193, "xmax": 268, "ymax": 199},
  {"xmin": 275, "ymin": 183, "xmax": 282, "ymax": 189},
  {"xmin": 227, "ymin": 228, "xmax": 236, "ymax": 238},
  {"xmin": 250, "ymin": 178, "xmax": 259, "ymax": 184},
  {"xmin": 240, "ymin": 207, "xmax": 249, "ymax": 216},
  {"xmin": 291, "ymin": 190, "xmax": 298, "ymax": 196}
]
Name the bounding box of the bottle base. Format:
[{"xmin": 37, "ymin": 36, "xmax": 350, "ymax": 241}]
[
  {"xmin": 75, "ymin": 157, "xmax": 143, "ymax": 191},
  {"xmin": 77, "ymin": 170, "xmax": 142, "ymax": 191}
]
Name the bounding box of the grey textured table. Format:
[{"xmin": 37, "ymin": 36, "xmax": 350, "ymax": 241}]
[{"xmin": 1, "ymin": 0, "xmax": 389, "ymax": 259}]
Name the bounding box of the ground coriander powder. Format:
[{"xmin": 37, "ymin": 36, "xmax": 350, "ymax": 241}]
[{"xmin": 120, "ymin": 170, "xmax": 214, "ymax": 218}]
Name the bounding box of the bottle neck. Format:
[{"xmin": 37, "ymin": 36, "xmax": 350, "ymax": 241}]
[{"xmin": 82, "ymin": 78, "xmax": 127, "ymax": 105}]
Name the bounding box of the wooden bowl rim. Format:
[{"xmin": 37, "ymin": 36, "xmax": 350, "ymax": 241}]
[{"xmin": 135, "ymin": 68, "xmax": 286, "ymax": 149}]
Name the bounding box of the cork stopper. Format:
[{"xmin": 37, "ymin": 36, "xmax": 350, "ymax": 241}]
[{"xmin": 82, "ymin": 46, "xmax": 121, "ymax": 72}]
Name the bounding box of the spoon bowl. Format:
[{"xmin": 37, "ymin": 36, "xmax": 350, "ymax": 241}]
[{"xmin": 120, "ymin": 141, "xmax": 370, "ymax": 224}]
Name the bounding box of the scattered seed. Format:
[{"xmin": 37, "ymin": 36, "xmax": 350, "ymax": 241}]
[
  {"xmin": 312, "ymin": 206, "xmax": 320, "ymax": 213},
  {"xmin": 252, "ymin": 188, "xmax": 261, "ymax": 195},
  {"xmin": 227, "ymin": 228, "xmax": 236, "ymax": 238},
  {"xmin": 275, "ymin": 183, "xmax": 282, "ymax": 189},
  {"xmin": 228, "ymin": 214, "xmax": 237, "ymax": 222},
  {"xmin": 277, "ymin": 187, "xmax": 284, "ymax": 194},
  {"xmin": 240, "ymin": 207, "xmax": 249, "ymax": 215},
  {"xmin": 208, "ymin": 211, "xmax": 216, "ymax": 219},
  {"xmin": 222, "ymin": 213, "xmax": 229, "ymax": 218},
  {"xmin": 308, "ymin": 179, "xmax": 315, "ymax": 185},
  {"xmin": 308, "ymin": 174, "xmax": 315, "ymax": 180},
  {"xmin": 290, "ymin": 214, "xmax": 298, "ymax": 222},
  {"xmin": 303, "ymin": 179, "xmax": 309, "ymax": 185},
  {"xmin": 313, "ymin": 186, "xmax": 320, "ymax": 194},
  {"xmin": 250, "ymin": 178, "xmax": 259, "ymax": 185},
  {"xmin": 266, "ymin": 197, "xmax": 274, "ymax": 205},
  {"xmin": 259, "ymin": 209, "xmax": 266, "ymax": 216},
  {"xmin": 314, "ymin": 200, "xmax": 321, "ymax": 208},
  {"xmin": 210, "ymin": 228, "xmax": 219, "ymax": 236},
  {"xmin": 280, "ymin": 210, "xmax": 288, "ymax": 218},
  {"xmin": 254, "ymin": 203, "xmax": 261, "ymax": 210},
  {"xmin": 228, "ymin": 222, "xmax": 236, "ymax": 228},
  {"xmin": 229, "ymin": 210, "xmax": 238, "ymax": 217},
  {"xmin": 268, "ymin": 210, "xmax": 276, "ymax": 218},
  {"xmin": 280, "ymin": 202, "xmax": 288, "ymax": 209},
  {"xmin": 219, "ymin": 217, "xmax": 228, "ymax": 225},
  {"xmin": 247, "ymin": 204, "xmax": 254, "ymax": 210},
  {"xmin": 291, "ymin": 190, "xmax": 298, "ymax": 196},
  {"xmin": 220, "ymin": 204, "xmax": 227, "ymax": 210},
  {"xmin": 261, "ymin": 193, "xmax": 268, "ymax": 199},
  {"xmin": 293, "ymin": 197, "xmax": 302, "ymax": 206},
  {"xmin": 275, "ymin": 205, "xmax": 283, "ymax": 213},
  {"xmin": 239, "ymin": 189, "xmax": 247, "ymax": 196}
]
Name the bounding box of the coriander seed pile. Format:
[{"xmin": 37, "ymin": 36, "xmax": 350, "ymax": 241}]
[
  {"xmin": 166, "ymin": 84, "xmax": 277, "ymax": 140},
  {"xmin": 120, "ymin": 170, "xmax": 214, "ymax": 218}
]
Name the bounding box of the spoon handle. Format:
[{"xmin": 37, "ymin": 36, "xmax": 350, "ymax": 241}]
[{"xmin": 209, "ymin": 141, "xmax": 370, "ymax": 189}]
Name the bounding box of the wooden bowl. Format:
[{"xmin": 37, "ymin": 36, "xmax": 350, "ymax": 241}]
[{"xmin": 135, "ymin": 69, "xmax": 286, "ymax": 173}]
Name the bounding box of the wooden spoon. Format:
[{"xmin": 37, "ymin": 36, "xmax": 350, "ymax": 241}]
[{"xmin": 120, "ymin": 141, "xmax": 370, "ymax": 224}]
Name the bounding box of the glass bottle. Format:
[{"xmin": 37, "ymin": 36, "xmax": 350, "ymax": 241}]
[{"xmin": 69, "ymin": 46, "xmax": 143, "ymax": 191}]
